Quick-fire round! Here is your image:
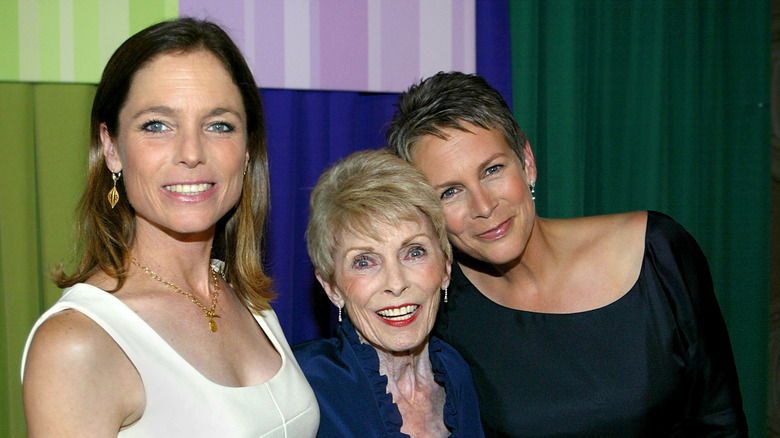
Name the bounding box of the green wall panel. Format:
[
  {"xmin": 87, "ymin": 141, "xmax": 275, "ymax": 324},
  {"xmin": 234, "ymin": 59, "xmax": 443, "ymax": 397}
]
[
  {"xmin": 33, "ymin": 85, "xmax": 94, "ymax": 306},
  {"xmin": 0, "ymin": 1, "xmax": 20, "ymax": 80},
  {"xmin": 0, "ymin": 0, "xmax": 177, "ymax": 83},
  {"xmin": 0, "ymin": 82, "xmax": 95, "ymax": 438},
  {"xmin": 38, "ymin": 1, "xmax": 61, "ymax": 81},
  {"xmin": 0, "ymin": 82, "xmax": 40, "ymax": 438}
]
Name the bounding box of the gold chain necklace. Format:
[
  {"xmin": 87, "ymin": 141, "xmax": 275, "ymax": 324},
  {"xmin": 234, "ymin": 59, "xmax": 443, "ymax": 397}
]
[{"xmin": 132, "ymin": 257, "xmax": 221, "ymax": 332}]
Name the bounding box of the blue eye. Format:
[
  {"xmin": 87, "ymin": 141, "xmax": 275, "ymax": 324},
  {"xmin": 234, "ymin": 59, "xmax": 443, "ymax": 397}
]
[
  {"xmin": 485, "ymin": 164, "xmax": 502, "ymax": 176},
  {"xmin": 209, "ymin": 122, "xmax": 235, "ymax": 133},
  {"xmin": 142, "ymin": 120, "xmax": 167, "ymax": 133},
  {"xmin": 407, "ymin": 246, "xmax": 426, "ymax": 259},
  {"xmin": 441, "ymin": 187, "xmax": 457, "ymax": 199},
  {"xmin": 353, "ymin": 256, "xmax": 374, "ymax": 270}
]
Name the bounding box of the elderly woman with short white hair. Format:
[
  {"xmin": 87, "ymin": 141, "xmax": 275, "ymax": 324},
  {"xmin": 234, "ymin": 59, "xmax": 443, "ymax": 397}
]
[{"xmin": 294, "ymin": 149, "xmax": 485, "ymax": 438}]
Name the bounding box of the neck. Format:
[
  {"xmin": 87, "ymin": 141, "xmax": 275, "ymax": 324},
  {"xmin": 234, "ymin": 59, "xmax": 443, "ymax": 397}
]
[
  {"xmin": 374, "ymin": 340, "xmax": 434, "ymax": 401},
  {"xmin": 131, "ymin": 222, "xmax": 218, "ymax": 297},
  {"xmin": 458, "ymin": 216, "xmax": 554, "ymax": 284}
]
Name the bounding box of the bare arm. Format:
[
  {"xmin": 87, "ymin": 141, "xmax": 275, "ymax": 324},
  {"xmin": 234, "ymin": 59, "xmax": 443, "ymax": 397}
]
[{"xmin": 23, "ymin": 310, "xmax": 144, "ymax": 437}]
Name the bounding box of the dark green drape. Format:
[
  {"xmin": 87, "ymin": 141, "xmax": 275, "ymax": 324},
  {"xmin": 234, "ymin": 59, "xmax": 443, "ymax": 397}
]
[
  {"xmin": 509, "ymin": 1, "xmax": 770, "ymax": 435},
  {"xmin": 0, "ymin": 83, "xmax": 94, "ymax": 438}
]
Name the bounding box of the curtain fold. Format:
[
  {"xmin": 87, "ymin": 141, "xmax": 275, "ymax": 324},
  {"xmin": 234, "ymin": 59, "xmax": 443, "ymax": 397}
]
[
  {"xmin": 509, "ymin": 1, "xmax": 770, "ymax": 434},
  {"xmin": 0, "ymin": 83, "xmax": 94, "ymax": 438},
  {"xmin": 476, "ymin": 0, "xmax": 513, "ymax": 108},
  {"xmin": 0, "ymin": 83, "xmax": 38, "ymax": 438},
  {"xmin": 263, "ymin": 89, "xmax": 400, "ymax": 343}
]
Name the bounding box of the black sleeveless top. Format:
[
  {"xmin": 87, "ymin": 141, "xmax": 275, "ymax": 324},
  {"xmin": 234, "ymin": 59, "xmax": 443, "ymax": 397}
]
[{"xmin": 433, "ymin": 211, "xmax": 747, "ymax": 437}]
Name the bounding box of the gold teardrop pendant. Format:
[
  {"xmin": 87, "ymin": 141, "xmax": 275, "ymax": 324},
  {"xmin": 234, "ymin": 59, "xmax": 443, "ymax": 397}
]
[
  {"xmin": 107, "ymin": 186, "xmax": 119, "ymax": 209},
  {"xmin": 209, "ymin": 317, "xmax": 218, "ymax": 332}
]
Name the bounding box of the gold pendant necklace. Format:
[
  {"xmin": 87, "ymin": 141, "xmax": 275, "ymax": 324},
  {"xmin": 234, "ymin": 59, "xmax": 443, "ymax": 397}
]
[{"xmin": 132, "ymin": 257, "xmax": 221, "ymax": 332}]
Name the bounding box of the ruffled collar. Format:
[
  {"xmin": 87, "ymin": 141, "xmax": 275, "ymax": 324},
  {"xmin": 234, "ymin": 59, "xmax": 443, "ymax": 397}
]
[
  {"xmin": 429, "ymin": 336, "xmax": 459, "ymax": 433},
  {"xmin": 338, "ymin": 318, "xmax": 460, "ymax": 437}
]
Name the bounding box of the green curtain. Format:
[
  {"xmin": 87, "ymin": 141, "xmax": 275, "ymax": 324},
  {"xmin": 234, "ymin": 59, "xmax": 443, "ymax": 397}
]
[
  {"xmin": 0, "ymin": 83, "xmax": 94, "ymax": 438},
  {"xmin": 510, "ymin": 0, "xmax": 771, "ymax": 435}
]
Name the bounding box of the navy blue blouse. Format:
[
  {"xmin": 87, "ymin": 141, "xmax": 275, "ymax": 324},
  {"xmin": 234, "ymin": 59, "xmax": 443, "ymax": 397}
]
[
  {"xmin": 293, "ymin": 318, "xmax": 485, "ymax": 438},
  {"xmin": 434, "ymin": 211, "xmax": 747, "ymax": 437}
]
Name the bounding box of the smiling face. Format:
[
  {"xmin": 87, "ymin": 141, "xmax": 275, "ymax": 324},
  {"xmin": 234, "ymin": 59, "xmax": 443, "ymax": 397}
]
[
  {"xmin": 319, "ymin": 217, "xmax": 450, "ymax": 354},
  {"xmin": 411, "ymin": 123, "xmax": 537, "ymax": 267},
  {"xmin": 101, "ymin": 49, "xmax": 249, "ymax": 240}
]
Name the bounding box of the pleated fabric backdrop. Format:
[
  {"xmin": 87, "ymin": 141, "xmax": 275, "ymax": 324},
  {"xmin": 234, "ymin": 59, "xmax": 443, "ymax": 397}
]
[
  {"xmin": 0, "ymin": 1, "xmax": 770, "ymax": 436},
  {"xmin": 509, "ymin": 1, "xmax": 770, "ymax": 435},
  {"xmin": 0, "ymin": 83, "xmax": 96, "ymax": 437}
]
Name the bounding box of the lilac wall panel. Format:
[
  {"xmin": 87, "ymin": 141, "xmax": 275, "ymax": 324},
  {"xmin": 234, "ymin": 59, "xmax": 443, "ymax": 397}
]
[
  {"xmin": 381, "ymin": 0, "xmax": 419, "ymax": 92},
  {"xmin": 179, "ymin": 0, "xmax": 475, "ymax": 92},
  {"xmin": 254, "ymin": 1, "xmax": 286, "ymax": 88},
  {"xmin": 319, "ymin": 3, "xmax": 369, "ymax": 91}
]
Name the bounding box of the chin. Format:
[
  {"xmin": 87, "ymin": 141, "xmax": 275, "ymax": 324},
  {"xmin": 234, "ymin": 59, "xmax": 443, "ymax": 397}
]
[
  {"xmin": 480, "ymin": 240, "xmax": 525, "ymax": 265},
  {"xmin": 486, "ymin": 254, "xmax": 523, "ymax": 267},
  {"xmin": 160, "ymin": 221, "xmax": 219, "ymax": 238},
  {"xmin": 386, "ymin": 335, "xmax": 429, "ymax": 354}
]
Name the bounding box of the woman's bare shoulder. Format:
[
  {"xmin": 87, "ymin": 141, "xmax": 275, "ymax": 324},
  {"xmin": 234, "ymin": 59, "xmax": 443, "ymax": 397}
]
[
  {"xmin": 556, "ymin": 212, "xmax": 647, "ymax": 298},
  {"xmin": 545, "ymin": 211, "xmax": 647, "ymax": 246},
  {"xmin": 580, "ymin": 210, "xmax": 647, "ymax": 233},
  {"xmin": 24, "ymin": 309, "xmax": 130, "ymax": 384},
  {"xmin": 587, "ymin": 212, "xmax": 648, "ymax": 291},
  {"xmin": 23, "ymin": 309, "xmax": 144, "ymax": 434},
  {"xmin": 566, "ymin": 211, "xmax": 647, "ymax": 257}
]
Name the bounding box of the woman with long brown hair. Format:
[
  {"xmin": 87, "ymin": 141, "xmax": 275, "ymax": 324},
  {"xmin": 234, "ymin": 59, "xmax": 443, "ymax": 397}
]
[{"xmin": 21, "ymin": 18, "xmax": 318, "ymax": 437}]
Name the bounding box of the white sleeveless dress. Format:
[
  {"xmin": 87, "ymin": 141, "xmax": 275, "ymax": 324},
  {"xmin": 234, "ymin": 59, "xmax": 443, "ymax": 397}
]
[{"xmin": 21, "ymin": 283, "xmax": 320, "ymax": 437}]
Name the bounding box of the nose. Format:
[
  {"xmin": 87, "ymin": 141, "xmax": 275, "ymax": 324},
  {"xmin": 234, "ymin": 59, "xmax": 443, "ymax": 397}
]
[
  {"xmin": 469, "ymin": 185, "xmax": 497, "ymax": 219},
  {"xmin": 383, "ymin": 260, "xmax": 408, "ymax": 297},
  {"xmin": 176, "ymin": 128, "xmax": 206, "ymax": 168}
]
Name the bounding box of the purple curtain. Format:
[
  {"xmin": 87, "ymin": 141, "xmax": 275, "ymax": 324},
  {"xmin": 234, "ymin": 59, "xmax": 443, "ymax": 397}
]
[{"xmin": 265, "ymin": 0, "xmax": 511, "ymax": 344}]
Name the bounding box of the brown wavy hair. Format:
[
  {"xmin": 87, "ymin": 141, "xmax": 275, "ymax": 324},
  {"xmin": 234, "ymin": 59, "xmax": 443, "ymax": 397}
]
[{"xmin": 54, "ymin": 17, "xmax": 274, "ymax": 312}]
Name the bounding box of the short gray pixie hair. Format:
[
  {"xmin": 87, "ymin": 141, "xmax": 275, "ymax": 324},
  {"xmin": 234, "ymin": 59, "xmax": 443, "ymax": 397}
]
[
  {"xmin": 307, "ymin": 149, "xmax": 452, "ymax": 284},
  {"xmin": 385, "ymin": 71, "xmax": 529, "ymax": 163}
]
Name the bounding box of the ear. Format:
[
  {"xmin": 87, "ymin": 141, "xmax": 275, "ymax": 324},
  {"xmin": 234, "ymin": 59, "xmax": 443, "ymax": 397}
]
[
  {"xmin": 244, "ymin": 148, "xmax": 250, "ymax": 172},
  {"xmin": 100, "ymin": 123, "xmax": 122, "ymax": 173},
  {"xmin": 315, "ymin": 270, "xmax": 345, "ymax": 309},
  {"xmin": 442, "ymin": 260, "xmax": 452, "ymax": 291},
  {"xmin": 521, "ymin": 140, "xmax": 537, "ymax": 184}
]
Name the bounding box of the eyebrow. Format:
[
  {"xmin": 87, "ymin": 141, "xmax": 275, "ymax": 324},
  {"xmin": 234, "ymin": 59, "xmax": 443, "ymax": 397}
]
[
  {"xmin": 130, "ymin": 106, "xmax": 244, "ymax": 120},
  {"xmin": 431, "ymin": 151, "xmax": 508, "ymax": 191},
  {"xmin": 341, "ymin": 232, "xmax": 431, "ymax": 255},
  {"xmin": 210, "ymin": 107, "xmax": 244, "ymax": 119},
  {"xmin": 342, "ymin": 245, "xmax": 375, "ymax": 258},
  {"xmin": 131, "ymin": 105, "xmax": 175, "ymax": 120},
  {"xmin": 403, "ymin": 232, "xmax": 430, "ymax": 245}
]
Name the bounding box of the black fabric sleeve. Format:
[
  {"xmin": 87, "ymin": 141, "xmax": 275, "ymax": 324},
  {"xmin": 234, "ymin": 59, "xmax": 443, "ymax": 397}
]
[{"xmin": 648, "ymin": 211, "xmax": 748, "ymax": 436}]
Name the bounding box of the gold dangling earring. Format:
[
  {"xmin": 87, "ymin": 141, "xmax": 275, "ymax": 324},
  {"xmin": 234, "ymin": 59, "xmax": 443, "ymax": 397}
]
[{"xmin": 108, "ymin": 171, "xmax": 121, "ymax": 209}]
